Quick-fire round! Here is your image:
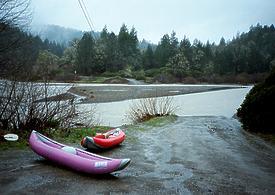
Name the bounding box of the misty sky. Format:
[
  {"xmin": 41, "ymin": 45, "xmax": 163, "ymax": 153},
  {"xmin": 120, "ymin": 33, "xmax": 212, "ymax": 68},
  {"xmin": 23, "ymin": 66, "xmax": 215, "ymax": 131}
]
[{"xmin": 31, "ymin": 0, "xmax": 275, "ymax": 43}]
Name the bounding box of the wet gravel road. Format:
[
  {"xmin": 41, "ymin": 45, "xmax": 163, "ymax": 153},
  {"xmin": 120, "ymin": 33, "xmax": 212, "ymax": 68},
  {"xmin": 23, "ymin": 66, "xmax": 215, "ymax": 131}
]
[{"xmin": 1, "ymin": 116, "xmax": 275, "ymax": 194}]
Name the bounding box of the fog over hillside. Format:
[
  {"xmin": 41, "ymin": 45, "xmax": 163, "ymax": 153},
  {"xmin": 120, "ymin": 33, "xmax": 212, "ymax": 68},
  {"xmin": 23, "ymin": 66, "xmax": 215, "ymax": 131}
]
[
  {"xmin": 31, "ymin": 24, "xmax": 154, "ymax": 48},
  {"xmin": 31, "ymin": 24, "xmax": 86, "ymax": 45}
]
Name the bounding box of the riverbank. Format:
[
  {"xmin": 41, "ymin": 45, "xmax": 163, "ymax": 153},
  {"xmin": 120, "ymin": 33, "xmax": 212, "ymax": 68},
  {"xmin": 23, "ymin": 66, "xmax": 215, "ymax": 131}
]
[
  {"xmin": 0, "ymin": 116, "xmax": 274, "ymax": 194},
  {"xmin": 68, "ymin": 84, "xmax": 246, "ymax": 103}
]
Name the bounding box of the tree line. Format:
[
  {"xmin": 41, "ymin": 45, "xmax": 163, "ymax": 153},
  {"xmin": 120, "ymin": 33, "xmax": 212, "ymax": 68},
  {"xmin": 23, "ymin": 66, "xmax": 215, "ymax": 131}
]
[
  {"xmin": 1, "ymin": 22, "xmax": 275, "ymax": 83},
  {"xmin": 0, "ymin": 23, "xmax": 65, "ymax": 79},
  {"xmin": 0, "ymin": 0, "xmax": 95, "ymax": 134},
  {"xmin": 142, "ymin": 24, "xmax": 275, "ymax": 83}
]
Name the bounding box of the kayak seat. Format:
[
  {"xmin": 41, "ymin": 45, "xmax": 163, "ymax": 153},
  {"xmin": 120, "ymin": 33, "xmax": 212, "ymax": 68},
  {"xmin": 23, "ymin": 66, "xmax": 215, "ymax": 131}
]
[{"xmin": 62, "ymin": 146, "xmax": 77, "ymax": 155}]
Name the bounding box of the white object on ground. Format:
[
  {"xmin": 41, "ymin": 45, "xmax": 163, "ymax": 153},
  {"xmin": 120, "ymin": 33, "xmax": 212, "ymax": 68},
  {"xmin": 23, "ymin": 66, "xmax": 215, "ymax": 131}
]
[{"xmin": 3, "ymin": 134, "xmax": 19, "ymax": 141}]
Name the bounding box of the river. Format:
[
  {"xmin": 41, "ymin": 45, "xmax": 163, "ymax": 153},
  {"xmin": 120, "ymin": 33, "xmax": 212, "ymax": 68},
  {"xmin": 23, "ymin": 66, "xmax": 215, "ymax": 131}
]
[
  {"xmin": 78, "ymin": 86, "xmax": 252, "ymax": 127},
  {"xmin": 0, "ymin": 80, "xmax": 251, "ymax": 127}
]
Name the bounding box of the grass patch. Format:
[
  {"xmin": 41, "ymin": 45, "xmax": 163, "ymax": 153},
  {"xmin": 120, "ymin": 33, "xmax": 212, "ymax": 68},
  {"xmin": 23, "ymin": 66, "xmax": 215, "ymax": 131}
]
[
  {"xmin": 0, "ymin": 126, "xmax": 112, "ymax": 150},
  {"xmin": 0, "ymin": 139, "xmax": 28, "ymax": 151},
  {"xmin": 52, "ymin": 126, "xmax": 111, "ymax": 143},
  {"xmin": 0, "ymin": 116, "xmax": 177, "ymax": 150},
  {"xmin": 142, "ymin": 115, "xmax": 177, "ymax": 127},
  {"xmin": 126, "ymin": 115, "xmax": 177, "ymax": 131}
]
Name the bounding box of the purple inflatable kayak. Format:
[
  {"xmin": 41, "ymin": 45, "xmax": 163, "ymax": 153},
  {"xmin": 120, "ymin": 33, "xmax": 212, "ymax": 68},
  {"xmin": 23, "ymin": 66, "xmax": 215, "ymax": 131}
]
[{"xmin": 29, "ymin": 130, "xmax": 130, "ymax": 174}]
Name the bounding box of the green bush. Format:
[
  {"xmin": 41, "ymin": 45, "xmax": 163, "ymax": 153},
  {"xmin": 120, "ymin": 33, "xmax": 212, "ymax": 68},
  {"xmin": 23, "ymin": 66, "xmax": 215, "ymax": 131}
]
[
  {"xmin": 118, "ymin": 67, "xmax": 133, "ymax": 78},
  {"xmin": 101, "ymin": 71, "xmax": 118, "ymax": 77},
  {"xmin": 144, "ymin": 68, "xmax": 162, "ymax": 77},
  {"xmin": 237, "ymin": 69, "xmax": 275, "ymax": 134},
  {"xmin": 133, "ymin": 70, "xmax": 146, "ymax": 80}
]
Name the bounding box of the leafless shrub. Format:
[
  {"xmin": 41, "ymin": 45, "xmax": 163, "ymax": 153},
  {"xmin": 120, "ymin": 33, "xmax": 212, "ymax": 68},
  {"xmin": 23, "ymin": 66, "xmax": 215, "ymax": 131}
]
[
  {"xmin": 0, "ymin": 0, "xmax": 33, "ymax": 79},
  {"xmin": 0, "ymin": 0, "xmax": 31, "ymax": 30},
  {"xmin": 0, "ymin": 80, "xmax": 98, "ymax": 134},
  {"xmin": 127, "ymin": 96, "xmax": 178, "ymax": 123}
]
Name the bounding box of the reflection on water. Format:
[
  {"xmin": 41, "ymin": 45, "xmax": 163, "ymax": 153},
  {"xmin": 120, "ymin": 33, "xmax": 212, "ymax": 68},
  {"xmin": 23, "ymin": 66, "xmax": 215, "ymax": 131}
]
[{"xmin": 79, "ymin": 87, "xmax": 252, "ymax": 127}]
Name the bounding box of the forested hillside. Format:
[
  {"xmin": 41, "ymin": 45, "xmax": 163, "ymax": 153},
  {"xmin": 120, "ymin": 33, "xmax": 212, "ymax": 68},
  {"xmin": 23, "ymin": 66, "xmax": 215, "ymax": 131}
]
[
  {"xmin": 1, "ymin": 23, "xmax": 274, "ymax": 83},
  {"xmin": 31, "ymin": 24, "xmax": 87, "ymax": 45},
  {"xmin": 0, "ymin": 23, "xmax": 66, "ymax": 80}
]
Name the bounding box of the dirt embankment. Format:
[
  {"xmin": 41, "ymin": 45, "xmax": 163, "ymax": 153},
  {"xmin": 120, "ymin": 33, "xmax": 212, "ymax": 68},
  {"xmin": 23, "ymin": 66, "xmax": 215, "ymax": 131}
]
[{"xmin": 1, "ymin": 116, "xmax": 274, "ymax": 194}]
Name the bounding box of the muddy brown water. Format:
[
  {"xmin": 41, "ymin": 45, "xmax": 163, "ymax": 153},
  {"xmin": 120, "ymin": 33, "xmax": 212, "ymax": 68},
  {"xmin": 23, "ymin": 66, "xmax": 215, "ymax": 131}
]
[{"xmin": 1, "ymin": 116, "xmax": 275, "ymax": 194}]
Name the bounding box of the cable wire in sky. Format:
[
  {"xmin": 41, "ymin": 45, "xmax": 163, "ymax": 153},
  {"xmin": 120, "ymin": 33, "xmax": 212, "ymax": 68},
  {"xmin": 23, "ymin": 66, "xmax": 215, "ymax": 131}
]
[
  {"xmin": 77, "ymin": 0, "xmax": 96, "ymax": 38},
  {"xmin": 81, "ymin": 0, "xmax": 95, "ymax": 30}
]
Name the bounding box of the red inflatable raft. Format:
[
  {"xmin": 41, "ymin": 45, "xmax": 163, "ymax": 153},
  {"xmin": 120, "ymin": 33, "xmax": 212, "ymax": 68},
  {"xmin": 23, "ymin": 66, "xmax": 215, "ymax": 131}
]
[{"xmin": 81, "ymin": 128, "xmax": 125, "ymax": 150}]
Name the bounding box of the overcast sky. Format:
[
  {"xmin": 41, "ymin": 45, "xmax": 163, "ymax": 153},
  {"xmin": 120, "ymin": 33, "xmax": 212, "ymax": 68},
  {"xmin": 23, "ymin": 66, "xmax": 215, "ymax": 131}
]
[{"xmin": 31, "ymin": 0, "xmax": 275, "ymax": 44}]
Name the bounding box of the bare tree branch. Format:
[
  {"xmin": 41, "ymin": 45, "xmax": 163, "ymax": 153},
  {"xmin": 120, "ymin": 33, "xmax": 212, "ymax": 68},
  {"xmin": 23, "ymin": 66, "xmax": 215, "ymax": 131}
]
[{"xmin": 0, "ymin": 0, "xmax": 31, "ymax": 31}]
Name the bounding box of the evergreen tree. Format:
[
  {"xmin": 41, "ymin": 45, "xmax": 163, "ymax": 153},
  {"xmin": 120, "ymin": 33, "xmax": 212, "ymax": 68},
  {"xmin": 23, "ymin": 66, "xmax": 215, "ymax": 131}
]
[
  {"xmin": 76, "ymin": 32, "xmax": 95, "ymax": 75},
  {"xmin": 179, "ymin": 36, "xmax": 192, "ymax": 60},
  {"xmin": 117, "ymin": 24, "xmax": 130, "ymax": 68},
  {"xmin": 117, "ymin": 24, "xmax": 141, "ymax": 70},
  {"xmin": 155, "ymin": 32, "xmax": 179, "ymax": 68},
  {"xmin": 129, "ymin": 27, "xmax": 141, "ymax": 70},
  {"xmin": 98, "ymin": 27, "xmax": 121, "ymax": 72},
  {"xmin": 142, "ymin": 44, "xmax": 155, "ymax": 70},
  {"xmin": 155, "ymin": 34, "xmax": 171, "ymax": 67},
  {"xmin": 166, "ymin": 52, "xmax": 190, "ymax": 80},
  {"xmin": 62, "ymin": 39, "xmax": 78, "ymax": 68},
  {"xmin": 107, "ymin": 32, "xmax": 122, "ymax": 72}
]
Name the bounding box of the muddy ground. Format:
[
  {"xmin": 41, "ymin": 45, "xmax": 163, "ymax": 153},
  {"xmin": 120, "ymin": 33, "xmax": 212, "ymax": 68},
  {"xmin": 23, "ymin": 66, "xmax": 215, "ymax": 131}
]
[{"xmin": 1, "ymin": 116, "xmax": 275, "ymax": 194}]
